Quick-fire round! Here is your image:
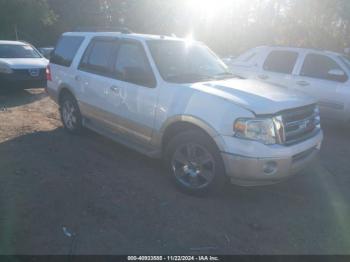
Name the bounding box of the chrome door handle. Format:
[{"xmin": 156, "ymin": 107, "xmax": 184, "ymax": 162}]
[
  {"xmin": 258, "ymin": 74, "xmax": 269, "ymax": 80},
  {"xmin": 110, "ymin": 86, "xmax": 120, "ymax": 93},
  {"xmin": 296, "ymin": 80, "xmax": 310, "ymax": 86}
]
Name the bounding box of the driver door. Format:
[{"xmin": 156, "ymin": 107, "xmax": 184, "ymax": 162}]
[
  {"xmin": 106, "ymin": 39, "xmax": 158, "ymax": 146},
  {"xmin": 293, "ymin": 53, "xmax": 349, "ymax": 120}
]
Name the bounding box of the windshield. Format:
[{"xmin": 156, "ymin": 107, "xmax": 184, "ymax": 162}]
[
  {"xmin": 0, "ymin": 44, "xmax": 42, "ymax": 58},
  {"xmin": 147, "ymin": 40, "xmax": 235, "ymax": 83},
  {"xmin": 339, "ymin": 55, "xmax": 350, "ymax": 71}
]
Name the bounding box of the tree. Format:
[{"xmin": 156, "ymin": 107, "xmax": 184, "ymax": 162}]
[
  {"xmin": 0, "ymin": 0, "xmax": 56, "ymax": 45},
  {"xmin": 2, "ymin": 0, "xmax": 350, "ymax": 53}
]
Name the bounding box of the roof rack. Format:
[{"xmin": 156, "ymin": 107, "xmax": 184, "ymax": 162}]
[{"xmin": 73, "ymin": 27, "xmax": 132, "ymax": 34}]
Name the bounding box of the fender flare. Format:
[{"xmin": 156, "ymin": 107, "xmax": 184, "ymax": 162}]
[{"xmin": 154, "ymin": 115, "xmax": 227, "ymax": 152}]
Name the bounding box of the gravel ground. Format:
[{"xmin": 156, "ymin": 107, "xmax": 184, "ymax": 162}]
[{"xmin": 0, "ymin": 89, "xmax": 349, "ymax": 255}]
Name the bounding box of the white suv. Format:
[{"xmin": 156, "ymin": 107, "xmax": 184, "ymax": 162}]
[
  {"xmin": 47, "ymin": 31, "xmax": 323, "ymax": 194},
  {"xmin": 227, "ymin": 46, "xmax": 350, "ymax": 123}
]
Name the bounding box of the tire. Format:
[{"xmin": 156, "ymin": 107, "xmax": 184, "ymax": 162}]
[
  {"xmin": 59, "ymin": 92, "xmax": 83, "ymax": 134},
  {"xmin": 164, "ymin": 129, "xmax": 227, "ymax": 195}
]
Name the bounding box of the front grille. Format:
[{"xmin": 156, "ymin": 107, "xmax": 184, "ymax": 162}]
[{"xmin": 279, "ymin": 104, "xmax": 320, "ymax": 146}]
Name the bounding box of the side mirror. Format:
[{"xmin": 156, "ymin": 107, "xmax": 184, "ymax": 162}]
[
  {"xmin": 327, "ymin": 69, "xmax": 347, "ymax": 82},
  {"xmin": 328, "ymin": 69, "xmax": 345, "ymax": 76}
]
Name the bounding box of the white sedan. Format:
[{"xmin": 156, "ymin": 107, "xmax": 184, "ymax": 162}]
[{"xmin": 0, "ymin": 41, "xmax": 48, "ymax": 90}]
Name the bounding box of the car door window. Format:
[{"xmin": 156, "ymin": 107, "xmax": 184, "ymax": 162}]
[
  {"xmin": 300, "ymin": 54, "xmax": 348, "ymax": 82},
  {"xmin": 79, "ymin": 39, "xmax": 116, "ymax": 76},
  {"xmin": 263, "ymin": 50, "xmax": 298, "ymax": 74},
  {"xmin": 114, "ymin": 41, "xmax": 156, "ymax": 87}
]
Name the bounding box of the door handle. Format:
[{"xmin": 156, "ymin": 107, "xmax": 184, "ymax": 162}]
[
  {"xmin": 110, "ymin": 86, "xmax": 120, "ymax": 93},
  {"xmin": 296, "ymin": 80, "xmax": 310, "ymax": 86},
  {"xmin": 258, "ymin": 74, "xmax": 269, "ymax": 80},
  {"xmin": 75, "ymin": 75, "xmax": 82, "ymax": 82}
]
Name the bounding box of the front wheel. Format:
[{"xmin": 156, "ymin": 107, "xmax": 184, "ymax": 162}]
[
  {"xmin": 164, "ymin": 130, "xmax": 227, "ymax": 194},
  {"xmin": 59, "ymin": 93, "xmax": 83, "ymax": 134}
]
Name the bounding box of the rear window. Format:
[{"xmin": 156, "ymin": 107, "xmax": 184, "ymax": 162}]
[
  {"xmin": 0, "ymin": 44, "xmax": 41, "ymax": 58},
  {"xmin": 263, "ymin": 50, "xmax": 298, "ymax": 74},
  {"xmin": 51, "ymin": 36, "xmax": 84, "ymax": 67}
]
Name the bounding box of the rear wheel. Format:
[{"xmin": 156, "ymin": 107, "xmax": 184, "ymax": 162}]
[
  {"xmin": 59, "ymin": 92, "xmax": 83, "ymax": 134},
  {"xmin": 164, "ymin": 130, "xmax": 227, "ymax": 194}
]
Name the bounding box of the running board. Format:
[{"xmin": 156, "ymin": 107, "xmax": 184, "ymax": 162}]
[{"xmin": 83, "ymin": 118, "xmax": 161, "ymax": 159}]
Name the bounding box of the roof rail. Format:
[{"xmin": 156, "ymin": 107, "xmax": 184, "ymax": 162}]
[
  {"xmin": 267, "ymin": 45, "xmax": 326, "ymax": 52},
  {"xmin": 73, "ymin": 27, "xmax": 132, "ymax": 34}
]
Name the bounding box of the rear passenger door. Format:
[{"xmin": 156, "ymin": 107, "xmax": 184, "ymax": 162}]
[
  {"xmin": 259, "ymin": 50, "xmax": 299, "ymax": 88},
  {"xmin": 106, "ymin": 39, "xmax": 158, "ymax": 145},
  {"xmin": 76, "ymin": 37, "xmax": 119, "ymax": 127},
  {"xmin": 294, "ymin": 53, "xmax": 349, "ymax": 120}
]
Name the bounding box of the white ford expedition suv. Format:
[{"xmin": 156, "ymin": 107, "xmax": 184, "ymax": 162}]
[{"xmin": 47, "ymin": 31, "xmax": 323, "ymax": 194}]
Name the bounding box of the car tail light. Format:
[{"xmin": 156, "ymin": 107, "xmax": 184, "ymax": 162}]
[{"xmin": 46, "ymin": 65, "xmax": 52, "ymax": 81}]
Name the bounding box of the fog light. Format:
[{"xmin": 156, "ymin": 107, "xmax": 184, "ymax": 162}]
[{"xmin": 263, "ymin": 161, "xmax": 277, "ymax": 175}]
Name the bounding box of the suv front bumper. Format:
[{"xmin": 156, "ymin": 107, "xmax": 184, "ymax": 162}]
[{"xmin": 220, "ymin": 130, "xmax": 323, "ymax": 186}]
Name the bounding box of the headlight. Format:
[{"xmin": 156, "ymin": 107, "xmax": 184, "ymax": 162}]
[
  {"xmin": 234, "ymin": 118, "xmax": 277, "ymax": 145},
  {"xmin": 0, "ymin": 63, "xmax": 13, "ymax": 74}
]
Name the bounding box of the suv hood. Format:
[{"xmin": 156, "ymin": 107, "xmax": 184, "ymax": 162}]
[
  {"xmin": 0, "ymin": 58, "xmax": 48, "ymax": 69},
  {"xmin": 191, "ymin": 78, "xmax": 316, "ymax": 115}
]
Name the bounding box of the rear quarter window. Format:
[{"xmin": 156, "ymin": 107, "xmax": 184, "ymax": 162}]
[
  {"xmin": 237, "ymin": 50, "xmax": 257, "ymax": 62},
  {"xmin": 51, "ymin": 36, "xmax": 84, "ymax": 67}
]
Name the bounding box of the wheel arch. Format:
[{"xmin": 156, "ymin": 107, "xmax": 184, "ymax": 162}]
[
  {"xmin": 159, "ymin": 115, "xmax": 226, "ymax": 154},
  {"xmin": 58, "ymin": 84, "xmax": 77, "ymax": 105}
]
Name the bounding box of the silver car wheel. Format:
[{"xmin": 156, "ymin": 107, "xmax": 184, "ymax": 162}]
[
  {"xmin": 171, "ymin": 143, "xmax": 216, "ymax": 189},
  {"xmin": 62, "ymin": 100, "xmax": 77, "ymax": 130}
]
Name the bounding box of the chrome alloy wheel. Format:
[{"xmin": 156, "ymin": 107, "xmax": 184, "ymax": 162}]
[
  {"xmin": 171, "ymin": 143, "xmax": 216, "ymax": 189},
  {"xmin": 62, "ymin": 100, "xmax": 77, "ymax": 130}
]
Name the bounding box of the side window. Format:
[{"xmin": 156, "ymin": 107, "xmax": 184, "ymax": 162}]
[
  {"xmin": 51, "ymin": 36, "xmax": 84, "ymax": 67},
  {"xmin": 263, "ymin": 50, "xmax": 298, "ymax": 74},
  {"xmin": 237, "ymin": 50, "xmax": 256, "ymax": 63},
  {"xmin": 114, "ymin": 42, "xmax": 156, "ymax": 87},
  {"xmin": 243, "ymin": 52, "xmax": 256, "ymax": 62},
  {"xmin": 300, "ymin": 54, "xmax": 348, "ymax": 82},
  {"xmin": 79, "ymin": 39, "xmax": 116, "ymax": 76}
]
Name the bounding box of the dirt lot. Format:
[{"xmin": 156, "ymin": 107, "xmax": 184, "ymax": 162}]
[{"xmin": 0, "ymin": 89, "xmax": 350, "ymax": 255}]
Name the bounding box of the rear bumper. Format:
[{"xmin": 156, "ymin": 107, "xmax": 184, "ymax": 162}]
[
  {"xmin": 46, "ymin": 84, "xmax": 59, "ymax": 102},
  {"xmin": 0, "ymin": 69, "xmax": 47, "ymax": 89},
  {"xmin": 0, "ymin": 79, "xmax": 47, "ymax": 89},
  {"xmin": 220, "ymin": 130, "xmax": 323, "ymax": 186}
]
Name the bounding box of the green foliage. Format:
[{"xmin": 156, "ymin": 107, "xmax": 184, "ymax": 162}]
[{"xmin": 0, "ymin": 0, "xmax": 56, "ymax": 44}]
